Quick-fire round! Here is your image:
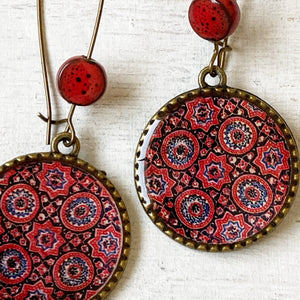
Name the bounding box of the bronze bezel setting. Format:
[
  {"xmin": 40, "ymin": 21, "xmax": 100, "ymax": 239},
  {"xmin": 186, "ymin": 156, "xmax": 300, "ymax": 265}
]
[{"xmin": 134, "ymin": 86, "xmax": 299, "ymax": 252}]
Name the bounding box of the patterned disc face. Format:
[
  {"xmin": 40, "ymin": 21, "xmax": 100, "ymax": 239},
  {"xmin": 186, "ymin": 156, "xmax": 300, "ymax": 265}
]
[
  {"xmin": 0, "ymin": 155, "xmax": 127, "ymax": 299},
  {"xmin": 135, "ymin": 88, "xmax": 298, "ymax": 249}
]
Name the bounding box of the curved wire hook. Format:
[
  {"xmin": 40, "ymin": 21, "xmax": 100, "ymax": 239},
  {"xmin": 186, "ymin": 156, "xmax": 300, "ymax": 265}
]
[
  {"xmin": 37, "ymin": 0, "xmax": 52, "ymax": 145},
  {"xmin": 208, "ymin": 42, "xmax": 219, "ymax": 76},
  {"xmin": 64, "ymin": 104, "xmax": 76, "ymax": 147},
  {"xmin": 217, "ymin": 38, "xmax": 232, "ymax": 70},
  {"xmin": 37, "ymin": 0, "xmax": 105, "ymax": 145},
  {"xmin": 208, "ymin": 38, "xmax": 232, "ymax": 77},
  {"xmin": 87, "ymin": 0, "xmax": 105, "ymax": 60}
]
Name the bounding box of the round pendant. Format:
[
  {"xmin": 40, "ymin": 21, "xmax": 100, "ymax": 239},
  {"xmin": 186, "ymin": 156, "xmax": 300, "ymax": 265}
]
[
  {"xmin": 0, "ymin": 152, "xmax": 130, "ymax": 299},
  {"xmin": 135, "ymin": 87, "xmax": 299, "ymax": 251}
]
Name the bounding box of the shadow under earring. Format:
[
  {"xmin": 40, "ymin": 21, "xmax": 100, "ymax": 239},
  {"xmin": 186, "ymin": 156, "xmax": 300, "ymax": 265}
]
[
  {"xmin": 135, "ymin": 0, "xmax": 299, "ymax": 251},
  {"xmin": 0, "ymin": 1, "xmax": 130, "ymax": 299}
]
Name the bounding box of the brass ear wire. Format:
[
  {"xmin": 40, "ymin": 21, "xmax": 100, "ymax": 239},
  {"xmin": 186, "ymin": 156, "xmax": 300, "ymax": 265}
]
[
  {"xmin": 87, "ymin": 0, "xmax": 105, "ymax": 60},
  {"xmin": 37, "ymin": 0, "xmax": 105, "ymax": 145},
  {"xmin": 208, "ymin": 37, "xmax": 232, "ymax": 77},
  {"xmin": 218, "ymin": 38, "xmax": 232, "ymax": 70},
  {"xmin": 37, "ymin": 0, "xmax": 52, "ymax": 145},
  {"xmin": 64, "ymin": 104, "xmax": 76, "ymax": 147}
]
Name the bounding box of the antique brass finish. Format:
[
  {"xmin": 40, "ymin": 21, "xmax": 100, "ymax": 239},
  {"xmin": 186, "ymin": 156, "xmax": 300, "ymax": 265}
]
[
  {"xmin": 134, "ymin": 86, "xmax": 299, "ymax": 252},
  {"xmin": 0, "ymin": 152, "xmax": 131, "ymax": 299}
]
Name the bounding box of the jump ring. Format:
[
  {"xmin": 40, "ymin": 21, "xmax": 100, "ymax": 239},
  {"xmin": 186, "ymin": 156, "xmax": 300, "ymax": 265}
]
[
  {"xmin": 51, "ymin": 132, "xmax": 80, "ymax": 156},
  {"xmin": 198, "ymin": 66, "xmax": 227, "ymax": 88}
]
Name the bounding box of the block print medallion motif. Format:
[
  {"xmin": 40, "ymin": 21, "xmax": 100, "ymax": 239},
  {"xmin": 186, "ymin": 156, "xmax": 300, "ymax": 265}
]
[
  {"xmin": 161, "ymin": 130, "xmax": 199, "ymax": 170},
  {"xmin": 0, "ymin": 159, "xmax": 123, "ymax": 299},
  {"xmin": 142, "ymin": 96, "xmax": 292, "ymax": 245}
]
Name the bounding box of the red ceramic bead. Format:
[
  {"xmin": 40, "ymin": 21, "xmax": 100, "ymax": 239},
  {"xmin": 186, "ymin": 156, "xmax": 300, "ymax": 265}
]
[
  {"xmin": 57, "ymin": 56, "xmax": 107, "ymax": 106},
  {"xmin": 189, "ymin": 0, "xmax": 240, "ymax": 41}
]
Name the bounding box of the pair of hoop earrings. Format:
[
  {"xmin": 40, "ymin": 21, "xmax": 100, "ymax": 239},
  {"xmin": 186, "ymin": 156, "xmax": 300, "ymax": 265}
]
[{"xmin": 0, "ymin": 0, "xmax": 298, "ymax": 299}]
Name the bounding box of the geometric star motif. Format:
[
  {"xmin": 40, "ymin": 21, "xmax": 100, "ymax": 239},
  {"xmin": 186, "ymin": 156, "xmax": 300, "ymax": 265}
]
[
  {"xmin": 222, "ymin": 220, "xmax": 244, "ymax": 241},
  {"xmin": 215, "ymin": 212, "xmax": 252, "ymax": 243},
  {"xmin": 145, "ymin": 165, "xmax": 176, "ymax": 204},
  {"xmin": 98, "ymin": 233, "xmax": 119, "ymax": 256},
  {"xmin": 186, "ymin": 97, "xmax": 221, "ymax": 131},
  {"xmin": 262, "ymin": 148, "xmax": 283, "ymax": 169},
  {"xmin": 16, "ymin": 280, "xmax": 54, "ymax": 300},
  {"xmin": 197, "ymin": 152, "xmax": 233, "ymax": 190},
  {"xmin": 26, "ymin": 219, "xmax": 65, "ymax": 259},
  {"xmin": 146, "ymin": 173, "xmax": 167, "ymax": 196},
  {"xmin": 45, "ymin": 168, "xmax": 66, "ymax": 190},
  {"xmin": 37, "ymin": 161, "xmax": 76, "ymax": 199},
  {"xmin": 89, "ymin": 225, "xmax": 122, "ymax": 264},
  {"xmin": 254, "ymin": 140, "xmax": 290, "ymax": 177},
  {"xmin": 205, "ymin": 161, "xmax": 225, "ymax": 182}
]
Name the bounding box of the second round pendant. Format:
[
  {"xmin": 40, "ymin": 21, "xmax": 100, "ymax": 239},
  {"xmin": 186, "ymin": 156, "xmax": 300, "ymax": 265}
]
[
  {"xmin": 135, "ymin": 86, "xmax": 299, "ymax": 251},
  {"xmin": 0, "ymin": 151, "xmax": 130, "ymax": 299}
]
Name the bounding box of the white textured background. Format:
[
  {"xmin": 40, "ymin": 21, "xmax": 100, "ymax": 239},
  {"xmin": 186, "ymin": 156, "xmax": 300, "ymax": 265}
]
[{"xmin": 0, "ymin": 1, "xmax": 300, "ymax": 299}]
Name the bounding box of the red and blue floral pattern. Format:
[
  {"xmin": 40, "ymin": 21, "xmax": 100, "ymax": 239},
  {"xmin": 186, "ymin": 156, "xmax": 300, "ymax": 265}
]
[
  {"xmin": 142, "ymin": 96, "xmax": 292, "ymax": 244},
  {"xmin": 161, "ymin": 130, "xmax": 199, "ymax": 170},
  {"xmin": 1, "ymin": 184, "xmax": 40, "ymax": 223},
  {"xmin": 175, "ymin": 189, "xmax": 214, "ymax": 229},
  {"xmin": 254, "ymin": 140, "xmax": 290, "ymax": 176},
  {"xmin": 219, "ymin": 117, "xmax": 257, "ymax": 154},
  {"xmin": 232, "ymin": 175, "xmax": 273, "ymax": 214},
  {"xmin": 53, "ymin": 252, "xmax": 94, "ymax": 291},
  {"xmin": 145, "ymin": 165, "xmax": 176, "ymax": 204},
  {"xmin": 61, "ymin": 192, "xmax": 102, "ymax": 232},
  {"xmin": 26, "ymin": 219, "xmax": 65, "ymax": 259},
  {"xmin": 197, "ymin": 152, "xmax": 233, "ymax": 190},
  {"xmin": 186, "ymin": 97, "xmax": 221, "ymax": 131},
  {"xmin": 0, "ymin": 244, "xmax": 32, "ymax": 285},
  {"xmin": 0, "ymin": 159, "xmax": 123, "ymax": 299}
]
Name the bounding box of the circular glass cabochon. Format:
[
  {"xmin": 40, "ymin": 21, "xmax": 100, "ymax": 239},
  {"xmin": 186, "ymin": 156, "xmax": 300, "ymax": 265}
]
[
  {"xmin": 135, "ymin": 87, "xmax": 299, "ymax": 251},
  {"xmin": 0, "ymin": 153, "xmax": 130, "ymax": 299}
]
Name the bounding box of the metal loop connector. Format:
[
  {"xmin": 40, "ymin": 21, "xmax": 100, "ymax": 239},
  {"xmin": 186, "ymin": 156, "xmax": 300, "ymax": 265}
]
[
  {"xmin": 51, "ymin": 132, "xmax": 80, "ymax": 157},
  {"xmin": 199, "ymin": 66, "xmax": 227, "ymax": 88}
]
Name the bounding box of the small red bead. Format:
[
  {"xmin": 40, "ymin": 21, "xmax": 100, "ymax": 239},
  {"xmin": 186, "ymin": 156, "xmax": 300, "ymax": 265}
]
[
  {"xmin": 189, "ymin": 0, "xmax": 240, "ymax": 41},
  {"xmin": 57, "ymin": 56, "xmax": 107, "ymax": 106}
]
